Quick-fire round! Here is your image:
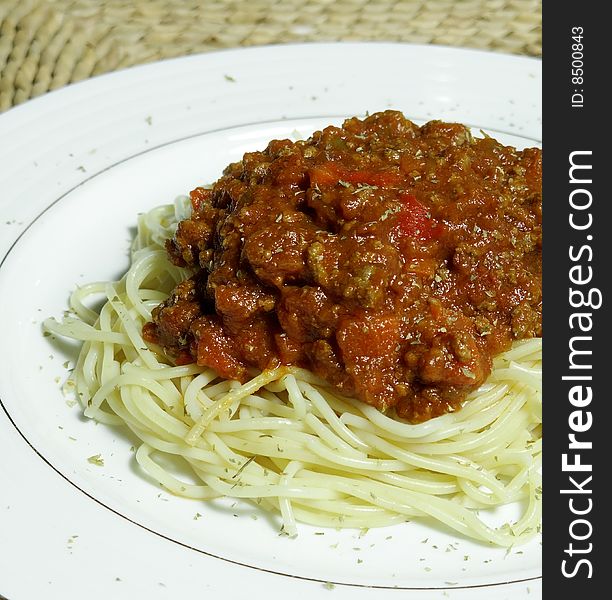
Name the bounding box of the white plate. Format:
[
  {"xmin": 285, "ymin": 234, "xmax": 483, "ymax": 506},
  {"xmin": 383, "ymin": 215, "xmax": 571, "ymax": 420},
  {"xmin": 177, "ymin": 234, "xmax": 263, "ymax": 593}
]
[{"xmin": 0, "ymin": 43, "xmax": 541, "ymax": 600}]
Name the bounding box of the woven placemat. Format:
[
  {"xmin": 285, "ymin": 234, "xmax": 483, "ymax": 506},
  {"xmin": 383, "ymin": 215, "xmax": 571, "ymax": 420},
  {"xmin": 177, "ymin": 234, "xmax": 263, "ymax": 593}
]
[{"xmin": 0, "ymin": 0, "xmax": 541, "ymax": 112}]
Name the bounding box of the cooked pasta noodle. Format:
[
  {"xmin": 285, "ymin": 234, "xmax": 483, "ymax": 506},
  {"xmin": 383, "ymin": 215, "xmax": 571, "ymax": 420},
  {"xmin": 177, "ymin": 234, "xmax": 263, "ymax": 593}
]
[{"xmin": 44, "ymin": 198, "xmax": 542, "ymax": 546}]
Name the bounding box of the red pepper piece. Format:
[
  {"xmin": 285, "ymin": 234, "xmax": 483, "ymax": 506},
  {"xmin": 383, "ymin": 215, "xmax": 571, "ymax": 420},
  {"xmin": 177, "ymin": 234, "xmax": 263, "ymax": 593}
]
[
  {"xmin": 309, "ymin": 162, "xmax": 402, "ymax": 188},
  {"xmin": 395, "ymin": 193, "xmax": 444, "ymax": 240}
]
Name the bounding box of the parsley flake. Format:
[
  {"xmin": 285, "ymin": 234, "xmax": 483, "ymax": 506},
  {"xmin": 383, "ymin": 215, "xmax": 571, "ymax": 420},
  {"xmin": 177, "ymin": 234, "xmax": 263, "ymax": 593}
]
[{"xmin": 87, "ymin": 454, "xmax": 104, "ymax": 466}]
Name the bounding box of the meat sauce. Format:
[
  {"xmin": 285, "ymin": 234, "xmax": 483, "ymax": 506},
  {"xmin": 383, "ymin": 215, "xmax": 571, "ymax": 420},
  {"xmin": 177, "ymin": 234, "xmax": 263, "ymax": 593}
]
[{"xmin": 144, "ymin": 111, "xmax": 542, "ymax": 422}]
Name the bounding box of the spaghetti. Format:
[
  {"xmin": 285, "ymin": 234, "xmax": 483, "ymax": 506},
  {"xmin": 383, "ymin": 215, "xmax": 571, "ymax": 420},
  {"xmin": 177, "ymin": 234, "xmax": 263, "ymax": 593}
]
[{"xmin": 44, "ymin": 197, "xmax": 542, "ymax": 546}]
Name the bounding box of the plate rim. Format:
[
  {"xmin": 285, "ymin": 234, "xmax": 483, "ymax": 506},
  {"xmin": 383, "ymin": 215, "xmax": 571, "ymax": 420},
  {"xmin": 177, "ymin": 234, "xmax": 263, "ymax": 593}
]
[{"xmin": 0, "ymin": 41, "xmax": 541, "ymax": 125}]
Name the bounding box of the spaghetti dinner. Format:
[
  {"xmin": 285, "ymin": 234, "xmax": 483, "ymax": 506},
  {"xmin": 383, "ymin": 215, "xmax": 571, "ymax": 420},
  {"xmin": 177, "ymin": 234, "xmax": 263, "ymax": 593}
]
[{"xmin": 45, "ymin": 111, "xmax": 542, "ymax": 545}]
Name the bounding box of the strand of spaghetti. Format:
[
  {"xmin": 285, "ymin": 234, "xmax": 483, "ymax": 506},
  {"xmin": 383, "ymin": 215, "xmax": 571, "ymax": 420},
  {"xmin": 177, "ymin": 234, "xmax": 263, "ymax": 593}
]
[
  {"xmin": 282, "ymin": 374, "xmax": 308, "ymax": 419},
  {"xmin": 119, "ymin": 381, "xmax": 191, "ymax": 439},
  {"xmin": 278, "ymin": 461, "xmax": 304, "ymax": 537},
  {"xmin": 198, "ymin": 378, "xmax": 234, "ymax": 399},
  {"xmin": 357, "ymin": 395, "xmax": 516, "ymax": 455},
  {"xmin": 237, "ymin": 394, "xmax": 300, "ymax": 419},
  {"xmin": 77, "ymin": 341, "xmax": 98, "ymax": 405},
  {"xmin": 506, "ymin": 362, "xmax": 541, "ymax": 377},
  {"xmin": 293, "ymin": 498, "xmax": 399, "ymax": 519},
  {"xmin": 224, "ymin": 384, "xmax": 244, "ymax": 421},
  {"xmin": 512, "ymin": 476, "xmax": 542, "ymax": 534},
  {"xmin": 218, "ymin": 427, "xmax": 314, "ymax": 450},
  {"xmin": 134, "ymin": 258, "xmax": 187, "ymax": 305},
  {"xmin": 290, "ymin": 375, "xmax": 359, "ymax": 415},
  {"xmin": 457, "ymin": 473, "xmax": 528, "ymax": 506},
  {"xmin": 490, "ymin": 365, "xmax": 541, "ymax": 389},
  {"xmin": 122, "ymin": 363, "xmax": 206, "ymax": 380},
  {"xmin": 43, "ymin": 316, "xmax": 130, "ymax": 344},
  {"xmin": 344, "ymin": 397, "xmax": 462, "ymax": 439},
  {"xmin": 135, "ymin": 444, "xmax": 217, "ymax": 499},
  {"xmin": 128, "ymin": 429, "xmax": 220, "ymax": 465},
  {"xmin": 386, "ymin": 397, "xmax": 528, "ymax": 460},
  {"xmin": 100, "ymin": 383, "xmax": 159, "ymax": 432},
  {"xmin": 207, "ymin": 417, "xmax": 304, "ymax": 433},
  {"xmin": 125, "ymin": 249, "xmax": 169, "ymax": 320},
  {"xmin": 200, "ymin": 431, "xmax": 292, "ymax": 481},
  {"xmin": 208, "ymin": 432, "xmax": 361, "ymax": 471},
  {"xmin": 69, "ymin": 281, "xmax": 108, "ymax": 324},
  {"xmin": 139, "ymin": 290, "xmax": 169, "ymax": 305},
  {"xmin": 81, "ymin": 372, "xmax": 124, "ymax": 425},
  {"xmin": 356, "ymin": 431, "xmax": 508, "ymax": 494},
  {"xmin": 298, "ymin": 380, "xmax": 374, "ymax": 453},
  {"xmin": 406, "ymin": 394, "xmax": 526, "ymax": 455},
  {"xmin": 289, "ymin": 468, "xmax": 463, "ymax": 507},
  {"xmin": 98, "ymin": 300, "xmax": 121, "ymax": 393},
  {"xmin": 288, "ymin": 504, "xmax": 405, "ymax": 529},
  {"xmin": 266, "ymin": 366, "xmax": 324, "ymax": 389},
  {"xmin": 182, "ymin": 371, "xmax": 219, "ymax": 418},
  {"xmin": 479, "ymin": 447, "xmax": 536, "ymax": 469},
  {"xmin": 495, "ymin": 338, "xmax": 542, "ymax": 362},
  {"xmin": 303, "ymin": 413, "xmax": 368, "ymax": 458},
  {"xmin": 106, "ymin": 285, "xmax": 159, "ymax": 371},
  {"xmin": 185, "ymin": 368, "xmax": 289, "ymax": 445},
  {"xmin": 463, "ymin": 416, "xmax": 534, "ymax": 465},
  {"xmin": 219, "ymin": 425, "xmax": 534, "ymax": 493},
  {"xmin": 330, "ymin": 475, "xmax": 533, "ymax": 545},
  {"xmin": 369, "ymin": 470, "xmax": 458, "ymax": 495},
  {"xmin": 192, "ymin": 471, "xmax": 344, "ymax": 500},
  {"xmin": 73, "ymin": 343, "xmax": 123, "ymax": 424},
  {"xmin": 265, "ymin": 471, "xmax": 512, "ymax": 544},
  {"xmin": 70, "ymin": 339, "xmax": 91, "ymax": 407},
  {"xmin": 334, "ymin": 382, "xmax": 509, "ymax": 444},
  {"xmin": 303, "ymin": 437, "xmax": 410, "ymax": 472}
]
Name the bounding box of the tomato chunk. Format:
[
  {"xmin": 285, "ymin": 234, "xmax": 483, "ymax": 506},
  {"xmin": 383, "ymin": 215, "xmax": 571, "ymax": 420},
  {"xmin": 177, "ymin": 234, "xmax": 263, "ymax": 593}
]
[{"xmin": 395, "ymin": 193, "xmax": 443, "ymax": 240}]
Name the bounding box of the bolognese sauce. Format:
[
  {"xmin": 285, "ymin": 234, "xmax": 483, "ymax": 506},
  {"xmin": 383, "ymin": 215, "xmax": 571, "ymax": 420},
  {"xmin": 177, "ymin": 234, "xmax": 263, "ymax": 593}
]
[{"xmin": 143, "ymin": 111, "xmax": 542, "ymax": 422}]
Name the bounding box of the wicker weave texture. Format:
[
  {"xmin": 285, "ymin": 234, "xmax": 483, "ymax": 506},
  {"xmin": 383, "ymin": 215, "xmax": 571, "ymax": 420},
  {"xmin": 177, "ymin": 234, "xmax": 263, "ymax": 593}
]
[{"xmin": 0, "ymin": 0, "xmax": 542, "ymax": 112}]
